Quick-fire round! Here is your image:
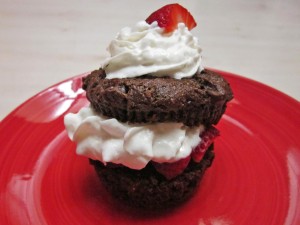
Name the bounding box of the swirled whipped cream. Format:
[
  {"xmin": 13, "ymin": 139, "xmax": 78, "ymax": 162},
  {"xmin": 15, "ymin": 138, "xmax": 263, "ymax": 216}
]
[
  {"xmin": 102, "ymin": 21, "xmax": 203, "ymax": 79},
  {"xmin": 64, "ymin": 106, "xmax": 204, "ymax": 169}
]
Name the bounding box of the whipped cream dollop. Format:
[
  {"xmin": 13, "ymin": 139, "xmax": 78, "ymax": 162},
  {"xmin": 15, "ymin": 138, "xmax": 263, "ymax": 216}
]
[
  {"xmin": 102, "ymin": 21, "xmax": 203, "ymax": 79},
  {"xmin": 64, "ymin": 106, "xmax": 204, "ymax": 169}
]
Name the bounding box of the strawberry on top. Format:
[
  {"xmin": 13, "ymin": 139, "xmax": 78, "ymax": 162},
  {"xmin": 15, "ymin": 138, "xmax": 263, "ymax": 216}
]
[{"xmin": 146, "ymin": 3, "xmax": 197, "ymax": 33}]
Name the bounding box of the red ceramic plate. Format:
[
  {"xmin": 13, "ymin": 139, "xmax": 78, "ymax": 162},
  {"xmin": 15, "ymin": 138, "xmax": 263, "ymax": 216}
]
[{"xmin": 0, "ymin": 70, "xmax": 299, "ymax": 225}]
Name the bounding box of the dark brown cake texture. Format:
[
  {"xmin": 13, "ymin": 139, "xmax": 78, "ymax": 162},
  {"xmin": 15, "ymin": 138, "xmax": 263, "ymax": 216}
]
[
  {"xmin": 81, "ymin": 67, "xmax": 233, "ymax": 210},
  {"xmin": 90, "ymin": 144, "xmax": 215, "ymax": 210},
  {"xmin": 83, "ymin": 68, "xmax": 233, "ymax": 127}
]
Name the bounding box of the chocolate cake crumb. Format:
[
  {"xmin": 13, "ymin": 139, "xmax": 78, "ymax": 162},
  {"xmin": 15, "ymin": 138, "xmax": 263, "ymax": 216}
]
[
  {"xmin": 83, "ymin": 68, "xmax": 233, "ymax": 126},
  {"xmin": 90, "ymin": 144, "xmax": 214, "ymax": 210}
]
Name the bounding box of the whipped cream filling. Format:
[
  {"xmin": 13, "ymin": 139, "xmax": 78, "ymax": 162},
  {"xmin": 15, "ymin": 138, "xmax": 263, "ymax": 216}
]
[
  {"xmin": 102, "ymin": 21, "xmax": 203, "ymax": 79},
  {"xmin": 64, "ymin": 106, "xmax": 205, "ymax": 170}
]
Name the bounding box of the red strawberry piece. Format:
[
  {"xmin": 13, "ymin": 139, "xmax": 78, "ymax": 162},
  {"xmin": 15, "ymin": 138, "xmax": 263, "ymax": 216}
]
[
  {"xmin": 152, "ymin": 155, "xmax": 191, "ymax": 180},
  {"xmin": 192, "ymin": 126, "xmax": 220, "ymax": 162},
  {"xmin": 145, "ymin": 3, "xmax": 197, "ymax": 33}
]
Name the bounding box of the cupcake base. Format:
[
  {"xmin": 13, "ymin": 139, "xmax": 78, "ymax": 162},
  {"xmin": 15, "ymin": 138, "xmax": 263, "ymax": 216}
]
[{"xmin": 89, "ymin": 144, "xmax": 214, "ymax": 210}]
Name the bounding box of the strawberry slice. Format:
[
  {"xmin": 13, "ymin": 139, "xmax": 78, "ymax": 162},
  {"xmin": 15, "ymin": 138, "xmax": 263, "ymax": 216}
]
[
  {"xmin": 152, "ymin": 156, "xmax": 191, "ymax": 180},
  {"xmin": 145, "ymin": 3, "xmax": 197, "ymax": 33},
  {"xmin": 151, "ymin": 126, "xmax": 219, "ymax": 179},
  {"xmin": 192, "ymin": 126, "xmax": 220, "ymax": 162}
]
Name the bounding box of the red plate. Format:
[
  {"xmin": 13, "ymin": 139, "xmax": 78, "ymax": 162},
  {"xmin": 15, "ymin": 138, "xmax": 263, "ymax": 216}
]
[{"xmin": 0, "ymin": 70, "xmax": 299, "ymax": 225}]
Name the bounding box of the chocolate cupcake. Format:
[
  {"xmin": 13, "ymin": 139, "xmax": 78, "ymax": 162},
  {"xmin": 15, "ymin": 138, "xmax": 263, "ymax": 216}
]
[
  {"xmin": 64, "ymin": 3, "xmax": 233, "ymax": 210},
  {"xmin": 89, "ymin": 144, "xmax": 215, "ymax": 209},
  {"xmin": 83, "ymin": 68, "xmax": 233, "ymax": 126}
]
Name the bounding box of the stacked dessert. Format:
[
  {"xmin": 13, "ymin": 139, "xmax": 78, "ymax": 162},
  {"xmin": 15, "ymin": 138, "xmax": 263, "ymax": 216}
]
[{"xmin": 64, "ymin": 4, "xmax": 233, "ymax": 209}]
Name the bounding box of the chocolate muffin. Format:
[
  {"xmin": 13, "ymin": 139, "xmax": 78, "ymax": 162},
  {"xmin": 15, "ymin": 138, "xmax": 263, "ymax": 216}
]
[
  {"xmin": 81, "ymin": 65, "xmax": 232, "ymax": 209},
  {"xmin": 64, "ymin": 3, "xmax": 233, "ymax": 211},
  {"xmin": 90, "ymin": 144, "xmax": 215, "ymax": 210},
  {"xmin": 83, "ymin": 68, "xmax": 233, "ymax": 126}
]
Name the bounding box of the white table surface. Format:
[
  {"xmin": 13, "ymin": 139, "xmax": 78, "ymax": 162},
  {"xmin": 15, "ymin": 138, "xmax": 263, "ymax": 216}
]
[{"xmin": 1, "ymin": 0, "xmax": 299, "ymax": 120}]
